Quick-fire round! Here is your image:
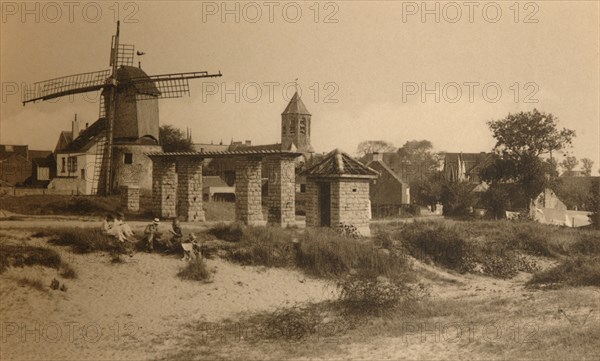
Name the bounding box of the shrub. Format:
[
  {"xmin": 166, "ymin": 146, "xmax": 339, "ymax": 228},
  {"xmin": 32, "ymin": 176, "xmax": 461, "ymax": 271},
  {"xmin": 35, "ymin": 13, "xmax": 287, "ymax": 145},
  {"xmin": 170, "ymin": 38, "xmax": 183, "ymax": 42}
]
[
  {"xmin": 0, "ymin": 244, "xmax": 62, "ymax": 273},
  {"xmin": 48, "ymin": 228, "xmax": 122, "ymax": 254},
  {"xmin": 177, "ymin": 257, "xmax": 211, "ymax": 282},
  {"xmin": 208, "ymin": 222, "xmax": 244, "ymax": 242},
  {"xmin": 256, "ymin": 305, "xmax": 322, "ymax": 340},
  {"xmin": 528, "ymin": 256, "xmax": 600, "ymax": 287},
  {"xmin": 337, "ymin": 272, "xmax": 414, "ymax": 317},
  {"xmin": 571, "ymin": 233, "xmax": 600, "ymax": 255},
  {"xmin": 296, "ymin": 228, "xmax": 412, "ymax": 280},
  {"xmin": 399, "ymin": 221, "xmax": 475, "ymax": 273}
]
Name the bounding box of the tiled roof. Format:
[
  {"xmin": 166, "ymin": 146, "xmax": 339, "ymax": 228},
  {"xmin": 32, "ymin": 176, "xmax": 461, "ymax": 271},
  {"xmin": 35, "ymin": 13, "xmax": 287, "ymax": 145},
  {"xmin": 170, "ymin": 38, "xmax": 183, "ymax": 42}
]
[
  {"xmin": 300, "ymin": 149, "xmax": 379, "ymax": 178},
  {"xmin": 282, "ymin": 92, "xmax": 310, "ymax": 115},
  {"xmin": 228, "ymin": 143, "xmax": 283, "ymax": 152},
  {"xmin": 366, "ymin": 160, "xmax": 406, "ymax": 185},
  {"xmin": 146, "ymin": 149, "xmax": 302, "ymax": 158},
  {"xmin": 60, "ymin": 118, "xmax": 107, "ymax": 153}
]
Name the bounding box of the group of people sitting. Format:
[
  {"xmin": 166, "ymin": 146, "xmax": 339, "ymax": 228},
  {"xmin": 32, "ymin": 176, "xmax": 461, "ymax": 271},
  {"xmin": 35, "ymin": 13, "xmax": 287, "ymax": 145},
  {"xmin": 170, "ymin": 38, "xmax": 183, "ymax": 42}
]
[{"xmin": 101, "ymin": 213, "xmax": 202, "ymax": 261}]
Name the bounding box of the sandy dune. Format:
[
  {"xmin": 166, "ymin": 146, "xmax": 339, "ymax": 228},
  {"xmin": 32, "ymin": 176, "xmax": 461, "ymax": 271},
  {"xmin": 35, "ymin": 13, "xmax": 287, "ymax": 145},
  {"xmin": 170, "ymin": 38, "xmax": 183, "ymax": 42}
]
[{"xmin": 0, "ymin": 228, "xmax": 336, "ymax": 361}]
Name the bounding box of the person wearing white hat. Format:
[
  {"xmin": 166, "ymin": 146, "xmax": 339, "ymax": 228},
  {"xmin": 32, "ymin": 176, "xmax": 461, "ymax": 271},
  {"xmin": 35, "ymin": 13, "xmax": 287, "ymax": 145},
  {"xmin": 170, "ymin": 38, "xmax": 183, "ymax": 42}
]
[{"xmin": 143, "ymin": 218, "xmax": 161, "ymax": 252}]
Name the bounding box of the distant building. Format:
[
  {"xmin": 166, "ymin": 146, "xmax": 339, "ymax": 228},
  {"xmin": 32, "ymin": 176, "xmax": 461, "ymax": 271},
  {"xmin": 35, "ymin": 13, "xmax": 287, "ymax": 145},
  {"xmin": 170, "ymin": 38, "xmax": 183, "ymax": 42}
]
[
  {"xmin": 360, "ymin": 152, "xmax": 435, "ymax": 183},
  {"xmin": 50, "ymin": 118, "xmax": 107, "ymax": 194},
  {"xmin": 365, "ymin": 158, "xmax": 410, "ymax": 217},
  {"xmin": 0, "ymin": 144, "xmax": 51, "ymax": 186},
  {"xmin": 443, "ymin": 152, "xmax": 493, "ymax": 183}
]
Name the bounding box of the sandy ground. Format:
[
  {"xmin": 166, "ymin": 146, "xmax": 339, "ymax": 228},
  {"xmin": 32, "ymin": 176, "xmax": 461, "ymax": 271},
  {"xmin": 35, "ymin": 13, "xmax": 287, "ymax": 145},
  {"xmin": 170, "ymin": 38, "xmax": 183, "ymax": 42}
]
[
  {"xmin": 0, "ymin": 224, "xmax": 336, "ymax": 361},
  {"xmin": 1, "ymin": 217, "xmax": 598, "ymax": 361}
]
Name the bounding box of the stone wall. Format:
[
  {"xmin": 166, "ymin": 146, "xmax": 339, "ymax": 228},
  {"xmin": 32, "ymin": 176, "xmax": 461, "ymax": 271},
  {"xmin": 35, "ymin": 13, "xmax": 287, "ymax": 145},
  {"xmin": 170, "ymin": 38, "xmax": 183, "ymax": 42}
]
[
  {"xmin": 304, "ymin": 178, "xmax": 320, "ymax": 228},
  {"xmin": 265, "ymin": 157, "xmax": 296, "ymax": 226},
  {"xmin": 112, "ymin": 144, "xmax": 162, "ymax": 192},
  {"xmin": 336, "ymin": 179, "xmax": 371, "ymax": 236},
  {"xmin": 152, "ymin": 158, "xmax": 177, "ymax": 219},
  {"xmin": 120, "ymin": 185, "xmax": 140, "ymax": 212},
  {"xmin": 235, "ymin": 158, "xmax": 263, "ymax": 225},
  {"xmin": 176, "ymin": 158, "xmax": 205, "ymax": 222}
]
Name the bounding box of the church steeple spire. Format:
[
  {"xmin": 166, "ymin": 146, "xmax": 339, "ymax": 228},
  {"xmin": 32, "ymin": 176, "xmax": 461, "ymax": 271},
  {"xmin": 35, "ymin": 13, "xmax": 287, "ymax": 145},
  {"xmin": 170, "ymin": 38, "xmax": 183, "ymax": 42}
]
[{"xmin": 281, "ymin": 91, "xmax": 313, "ymax": 153}]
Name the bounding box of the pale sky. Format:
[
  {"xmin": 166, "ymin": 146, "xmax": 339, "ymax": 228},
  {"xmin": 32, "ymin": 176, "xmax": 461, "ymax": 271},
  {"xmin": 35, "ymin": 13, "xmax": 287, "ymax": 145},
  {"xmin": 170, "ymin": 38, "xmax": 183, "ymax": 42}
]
[{"xmin": 1, "ymin": 1, "xmax": 599, "ymax": 170}]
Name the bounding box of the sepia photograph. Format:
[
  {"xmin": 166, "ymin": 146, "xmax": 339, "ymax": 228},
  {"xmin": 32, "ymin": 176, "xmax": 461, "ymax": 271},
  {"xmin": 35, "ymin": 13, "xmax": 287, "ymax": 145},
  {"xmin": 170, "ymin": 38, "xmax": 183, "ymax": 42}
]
[{"xmin": 0, "ymin": 1, "xmax": 599, "ymax": 360}]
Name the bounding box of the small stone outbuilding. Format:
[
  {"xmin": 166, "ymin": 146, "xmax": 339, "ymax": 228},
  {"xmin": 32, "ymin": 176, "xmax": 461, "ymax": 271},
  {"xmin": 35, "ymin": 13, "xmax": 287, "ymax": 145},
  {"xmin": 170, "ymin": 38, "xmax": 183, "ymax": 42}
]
[{"xmin": 300, "ymin": 149, "xmax": 378, "ymax": 237}]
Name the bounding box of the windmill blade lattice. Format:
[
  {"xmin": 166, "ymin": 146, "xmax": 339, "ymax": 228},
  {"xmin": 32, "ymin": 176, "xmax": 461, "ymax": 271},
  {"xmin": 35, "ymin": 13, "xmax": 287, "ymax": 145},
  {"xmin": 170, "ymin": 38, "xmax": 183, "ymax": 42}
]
[
  {"xmin": 130, "ymin": 71, "xmax": 222, "ymax": 100},
  {"xmin": 22, "ymin": 69, "xmax": 111, "ymax": 104}
]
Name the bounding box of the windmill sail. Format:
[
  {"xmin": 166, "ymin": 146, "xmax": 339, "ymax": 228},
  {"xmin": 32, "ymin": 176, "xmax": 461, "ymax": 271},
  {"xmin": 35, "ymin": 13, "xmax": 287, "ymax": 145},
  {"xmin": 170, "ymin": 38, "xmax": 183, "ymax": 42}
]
[
  {"xmin": 129, "ymin": 71, "xmax": 222, "ymax": 100},
  {"xmin": 22, "ymin": 69, "xmax": 111, "ymax": 104}
]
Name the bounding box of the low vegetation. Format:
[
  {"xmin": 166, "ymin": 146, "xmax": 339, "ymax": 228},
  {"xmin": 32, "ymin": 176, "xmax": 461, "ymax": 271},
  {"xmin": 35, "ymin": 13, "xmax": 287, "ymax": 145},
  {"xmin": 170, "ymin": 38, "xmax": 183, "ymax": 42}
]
[
  {"xmin": 373, "ymin": 219, "xmax": 599, "ymax": 281},
  {"xmin": 17, "ymin": 277, "xmax": 47, "ymax": 293},
  {"xmin": 177, "ymin": 257, "xmax": 211, "ymax": 282},
  {"xmin": 0, "ymin": 243, "xmax": 78, "ymax": 279}
]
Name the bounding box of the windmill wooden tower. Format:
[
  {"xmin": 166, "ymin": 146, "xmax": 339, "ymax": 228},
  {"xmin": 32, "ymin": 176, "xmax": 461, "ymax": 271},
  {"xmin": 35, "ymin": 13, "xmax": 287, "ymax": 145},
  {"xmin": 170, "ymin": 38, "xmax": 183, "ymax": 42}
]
[{"xmin": 22, "ymin": 21, "xmax": 222, "ymax": 196}]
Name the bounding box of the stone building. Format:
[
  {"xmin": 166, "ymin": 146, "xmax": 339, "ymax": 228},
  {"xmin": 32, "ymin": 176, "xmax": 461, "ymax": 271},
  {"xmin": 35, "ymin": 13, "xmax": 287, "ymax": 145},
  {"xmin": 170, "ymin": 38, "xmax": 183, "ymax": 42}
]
[
  {"xmin": 147, "ymin": 150, "xmax": 300, "ymax": 225},
  {"xmin": 301, "ymin": 149, "xmax": 378, "ymax": 236}
]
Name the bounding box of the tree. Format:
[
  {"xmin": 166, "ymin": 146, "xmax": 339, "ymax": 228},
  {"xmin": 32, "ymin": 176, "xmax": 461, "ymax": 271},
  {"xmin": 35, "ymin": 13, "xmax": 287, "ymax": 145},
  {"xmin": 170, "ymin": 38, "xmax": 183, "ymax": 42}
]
[
  {"xmin": 560, "ymin": 156, "xmax": 578, "ymax": 172},
  {"xmin": 356, "ymin": 140, "xmax": 396, "ymax": 157},
  {"xmin": 487, "ymin": 109, "xmax": 575, "ymax": 159},
  {"xmin": 483, "ymin": 110, "xmax": 574, "ymax": 210},
  {"xmin": 581, "ymin": 158, "xmax": 594, "ymax": 176},
  {"xmin": 410, "ymin": 176, "xmax": 443, "ymax": 210},
  {"xmin": 159, "ymin": 125, "xmax": 193, "ymax": 153},
  {"xmin": 440, "ymin": 181, "xmax": 476, "ymax": 217},
  {"xmin": 397, "ymin": 140, "xmax": 443, "ymax": 172}
]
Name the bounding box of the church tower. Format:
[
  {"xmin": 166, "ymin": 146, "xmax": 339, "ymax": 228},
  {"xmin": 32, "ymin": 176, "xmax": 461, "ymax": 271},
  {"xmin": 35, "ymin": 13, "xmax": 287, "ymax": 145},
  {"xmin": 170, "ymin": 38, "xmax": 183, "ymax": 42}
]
[{"xmin": 281, "ymin": 92, "xmax": 313, "ymax": 153}]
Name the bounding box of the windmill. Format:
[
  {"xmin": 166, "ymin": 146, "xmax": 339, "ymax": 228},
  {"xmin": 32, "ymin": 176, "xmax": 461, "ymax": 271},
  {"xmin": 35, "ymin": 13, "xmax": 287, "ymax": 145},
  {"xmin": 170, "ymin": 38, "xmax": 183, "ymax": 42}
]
[{"xmin": 22, "ymin": 21, "xmax": 222, "ymax": 196}]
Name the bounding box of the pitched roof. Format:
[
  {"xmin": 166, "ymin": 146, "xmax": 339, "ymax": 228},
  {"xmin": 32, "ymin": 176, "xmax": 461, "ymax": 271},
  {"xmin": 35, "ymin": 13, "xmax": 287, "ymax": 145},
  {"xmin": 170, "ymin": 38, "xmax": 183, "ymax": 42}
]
[
  {"xmin": 300, "ymin": 149, "xmax": 378, "ymax": 178},
  {"xmin": 366, "ymin": 160, "xmax": 406, "ymax": 186},
  {"xmin": 282, "ymin": 92, "xmax": 310, "ymax": 115},
  {"xmin": 29, "ymin": 150, "xmax": 52, "ymax": 159},
  {"xmin": 60, "ymin": 118, "xmax": 107, "ymax": 153}
]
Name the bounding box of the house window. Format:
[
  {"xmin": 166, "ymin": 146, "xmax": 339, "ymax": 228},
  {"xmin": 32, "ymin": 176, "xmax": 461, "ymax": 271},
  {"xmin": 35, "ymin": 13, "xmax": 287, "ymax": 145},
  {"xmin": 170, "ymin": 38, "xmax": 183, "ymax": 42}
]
[
  {"xmin": 300, "ymin": 184, "xmax": 306, "ymax": 193},
  {"xmin": 67, "ymin": 157, "xmax": 77, "ymax": 173},
  {"xmin": 81, "ymin": 169, "xmax": 85, "ymax": 180},
  {"xmin": 282, "ymin": 124, "xmax": 287, "ymax": 135},
  {"xmin": 290, "ymin": 119, "xmax": 296, "ymax": 134},
  {"xmin": 299, "ymin": 118, "xmax": 306, "ymax": 135},
  {"xmin": 124, "ymin": 153, "xmax": 133, "ymax": 164},
  {"xmin": 61, "ymin": 158, "xmax": 66, "ymax": 173}
]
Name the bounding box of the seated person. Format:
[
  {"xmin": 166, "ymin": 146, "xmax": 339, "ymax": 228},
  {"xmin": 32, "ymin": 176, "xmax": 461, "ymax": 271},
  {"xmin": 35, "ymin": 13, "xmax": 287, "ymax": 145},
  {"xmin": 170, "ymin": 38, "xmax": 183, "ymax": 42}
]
[
  {"xmin": 116, "ymin": 212, "xmax": 135, "ymax": 239},
  {"xmin": 144, "ymin": 218, "xmax": 161, "ymax": 252},
  {"xmin": 166, "ymin": 218, "xmax": 183, "ymax": 250},
  {"xmin": 181, "ymin": 233, "xmax": 202, "ymax": 261},
  {"xmin": 102, "ymin": 213, "xmax": 126, "ymax": 243}
]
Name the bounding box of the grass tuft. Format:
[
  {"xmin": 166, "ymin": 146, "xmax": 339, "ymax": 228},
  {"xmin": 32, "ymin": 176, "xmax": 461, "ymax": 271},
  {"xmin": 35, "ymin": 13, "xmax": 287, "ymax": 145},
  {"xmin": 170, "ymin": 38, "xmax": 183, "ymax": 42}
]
[{"xmin": 177, "ymin": 257, "xmax": 211, "ymax": 282}]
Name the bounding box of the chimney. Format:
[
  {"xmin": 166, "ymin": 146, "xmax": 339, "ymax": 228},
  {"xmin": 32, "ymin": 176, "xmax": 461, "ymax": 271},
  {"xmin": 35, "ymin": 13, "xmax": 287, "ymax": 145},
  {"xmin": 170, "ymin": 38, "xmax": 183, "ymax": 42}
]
[
  {"xmin": 245, "ymin": 140, "xmax": 251, "ymax": 146},
  {"xmin": 85, "ymin": 122, "xmax": 89, "ymax": 129},
  {"xmin": 72, "ymin": 114, "xmax": 80, "ymax": 137}
]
